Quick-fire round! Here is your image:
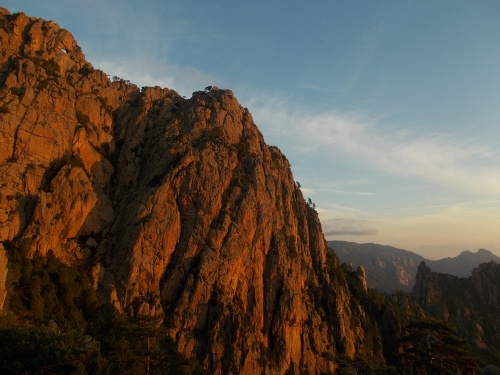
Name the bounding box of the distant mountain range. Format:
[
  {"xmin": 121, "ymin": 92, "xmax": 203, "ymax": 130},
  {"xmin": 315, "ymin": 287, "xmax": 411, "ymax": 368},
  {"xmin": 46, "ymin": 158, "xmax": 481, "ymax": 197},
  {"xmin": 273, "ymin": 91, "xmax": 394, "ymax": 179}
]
[{"xmin": 329, "ymin": 240, "xmax": 500, "ymax": 292}]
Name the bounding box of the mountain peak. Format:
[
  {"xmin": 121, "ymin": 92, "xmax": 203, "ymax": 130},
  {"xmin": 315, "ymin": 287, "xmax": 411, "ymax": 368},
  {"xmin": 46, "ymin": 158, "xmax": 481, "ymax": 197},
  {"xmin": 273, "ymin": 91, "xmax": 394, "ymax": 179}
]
[
  {"xmin": 0, "ymin": 10, "xmax": 353, "ymax": 373},
  {"xmin": 332, "ymin": 240, "xmax": 500, "ymax": 292}
]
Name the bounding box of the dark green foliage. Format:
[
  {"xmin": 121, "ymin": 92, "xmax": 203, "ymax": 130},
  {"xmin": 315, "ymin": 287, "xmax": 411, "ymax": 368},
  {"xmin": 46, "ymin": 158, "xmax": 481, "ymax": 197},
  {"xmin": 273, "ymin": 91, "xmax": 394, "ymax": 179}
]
[
  {"xmin": 36, "ymin": 78, "xmax": 51, "ymax": 91},
  {"xmin": 5, "ymin": 155, "xmax": 18, "ymax": 163},
  {"xmin": 398, "ymin": 319, "xmax": 478, "ymax": 374},
  {"xmin": 96, "ymin": 142, "xmax": 111, "ymax": 157},
  {"xmin": 36, "ymin": 79, "xmax": 49, "ymax": 91},
  {"xmin": 148, "ymin": 174, "xmax": 165, "ymax": 188},
  {"xmin": 287, "ymin": 235, "xmax": 298, "ymax": 258},
  {"xmin": 235, "ymin": 141, "xmax": 250, "ymax": 160},
  {"xmin": 204, "ymin": 126, "xmax": 224, "ymax": 143},
  {"xmin": 0, "ymin": 326, "xmax": 66, "ymax": 374},
  {"xmin": 0, "ymin": 326, "xmax": 106, "ymax": 375},
  {"xmin": 91, "ymin": 314, "xmax": 207, "ymax": 375},
  {"xmin": 98, "ymin": 96, "xmax": 114, "ymax": 116},
  {"xmin": 321, "ymin": 353, "xmax": 397, "ymax": 374},
  {"xmin": 194, "ymin": 126, "xmax": 225, "ymax": 149},
  {"xmin": 315, "ymin": 254, "xmax": 482, "ymax": 372},
  {"xmin": 3, "ymin": 249, "xmax": 98, "ymax": 329},
  {"xmin": 0, "ymin": 16, "xmax": 10, "ymax": 33},
  {"xmin": 65, "ymin": 74, "xmax": 74, "ymax": 85},
  {"xmin": 411, "ymin": 266, "xmax": 500, "ymax": 366},
  {"xmin": 41, "ymin": 21, "xmax": 50, "ymax": 33},
  {"xmin": 1, "ymin": 250, "xmax": 207, "ymax": 374}
]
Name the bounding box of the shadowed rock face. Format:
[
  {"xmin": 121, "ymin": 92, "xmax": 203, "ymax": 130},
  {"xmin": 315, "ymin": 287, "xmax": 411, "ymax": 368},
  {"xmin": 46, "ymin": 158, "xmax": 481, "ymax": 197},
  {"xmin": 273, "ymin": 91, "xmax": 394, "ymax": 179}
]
[
  {"xmin": 413, "ymin": 261, "xmax": 500, "ymax": 365},
  {"xmin": 331, "ymin": 240, "xmax": 500, "ymax": 292},
  {"xmin": 0, "ymin": 9, "xmax": 384, "ymax": 374}
]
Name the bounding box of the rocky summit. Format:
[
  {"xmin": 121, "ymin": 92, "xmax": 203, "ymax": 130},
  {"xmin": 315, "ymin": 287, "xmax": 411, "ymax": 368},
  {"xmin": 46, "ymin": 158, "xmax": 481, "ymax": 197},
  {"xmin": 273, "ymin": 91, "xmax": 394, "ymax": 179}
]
[
  {"xmin": 0, "ymin": 8, "xmax": 376, "ymax": 374},
  {"xmin": 1, "ymin": 8, "xmax": 499, "ymax": 375},
  {"xmin": 331, "ymin": 240, "xmax": 500, "ymax": 293},
  {"xmin": 413, "ymin": 261, "xmax": 500, "ymax": 362}
]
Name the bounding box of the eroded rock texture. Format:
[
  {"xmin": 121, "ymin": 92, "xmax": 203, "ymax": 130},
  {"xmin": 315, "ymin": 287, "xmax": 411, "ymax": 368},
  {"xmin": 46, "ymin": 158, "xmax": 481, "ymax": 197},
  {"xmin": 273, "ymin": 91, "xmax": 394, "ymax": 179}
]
[
  {"xmin": 0, "ymin": 9, "xmax": 398, "ymax": 374},
  {"xmin": 413, "ymin": 261, "xmax": 500, "ymax": 364}
]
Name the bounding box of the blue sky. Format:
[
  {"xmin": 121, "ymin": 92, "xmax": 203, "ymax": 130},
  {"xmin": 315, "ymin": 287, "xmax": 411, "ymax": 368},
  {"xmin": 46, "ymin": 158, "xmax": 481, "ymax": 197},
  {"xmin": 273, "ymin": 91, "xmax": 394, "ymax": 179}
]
[{"xmin": 5, "ymin": 1, "xmax": 500, "ymax": 258}]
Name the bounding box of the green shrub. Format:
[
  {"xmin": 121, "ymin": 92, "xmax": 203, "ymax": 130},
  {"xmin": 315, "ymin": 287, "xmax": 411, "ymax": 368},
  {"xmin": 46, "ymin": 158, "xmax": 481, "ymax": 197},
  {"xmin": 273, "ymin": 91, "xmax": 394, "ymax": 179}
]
[
  {"xmin": 36, "ymin": 79, "xmax": 49, "ymax": 91},
  {"xmin": 0, "ymin": 246, "xmax": 208, "ymax": 374}
]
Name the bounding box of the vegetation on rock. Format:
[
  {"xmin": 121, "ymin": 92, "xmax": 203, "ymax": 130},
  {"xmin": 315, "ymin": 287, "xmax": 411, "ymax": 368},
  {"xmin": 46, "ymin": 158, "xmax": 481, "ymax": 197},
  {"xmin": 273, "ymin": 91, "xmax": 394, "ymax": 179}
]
[{"xmin": 0, "ymin": 248, "xmax": 206, "ymax": 374}]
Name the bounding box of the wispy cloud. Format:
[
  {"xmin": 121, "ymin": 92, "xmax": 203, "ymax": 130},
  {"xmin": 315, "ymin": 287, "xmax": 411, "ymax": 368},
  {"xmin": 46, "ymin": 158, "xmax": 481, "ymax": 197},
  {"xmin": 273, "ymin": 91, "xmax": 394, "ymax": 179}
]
[
  {"xmin": 245, "ymin": 93, "xmax": 500, "ymax": 196},
  {"xmin": 301, "ymin": 186, "xmax": 375, "ymax": 197},
  {"xmin": 323, "ymin": 218, "xmax": 378, "ymax": 236}
]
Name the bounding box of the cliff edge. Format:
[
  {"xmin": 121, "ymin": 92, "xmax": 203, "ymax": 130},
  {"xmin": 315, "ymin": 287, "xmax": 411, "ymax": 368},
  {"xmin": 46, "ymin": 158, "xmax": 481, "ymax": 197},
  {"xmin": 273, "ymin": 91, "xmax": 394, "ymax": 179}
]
[{"xmin": 0, "ymin": 9, "xmax": 386, "ymax": 374}]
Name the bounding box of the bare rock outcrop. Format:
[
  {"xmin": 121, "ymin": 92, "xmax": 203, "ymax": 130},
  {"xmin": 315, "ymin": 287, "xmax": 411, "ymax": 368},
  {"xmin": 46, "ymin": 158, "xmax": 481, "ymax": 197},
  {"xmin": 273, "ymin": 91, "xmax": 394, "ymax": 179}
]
[
  {"xmin": 472, "ymin": 261, "xmax": 500, "ymax": 308},
  {"xmin": 0, "ymin": 8, "xmax": 389, "ymax": 374},
  {"xmin": 0, "ymin": 9, "xmax": 132, "ymax": 263},
  {"xmin": 412, "ymin": 261, "xmax": 500, "ymax": 364}
]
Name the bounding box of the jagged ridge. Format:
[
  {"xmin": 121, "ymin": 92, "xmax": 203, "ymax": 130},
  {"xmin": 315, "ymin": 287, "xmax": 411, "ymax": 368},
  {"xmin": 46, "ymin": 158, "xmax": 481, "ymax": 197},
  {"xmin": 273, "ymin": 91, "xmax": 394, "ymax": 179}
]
[
  {"xmin": 0, "ymin": 9, "xmax": 384, "ymax": 374},
  {"xmin": 413, "ymin": 261, "xmax": 500, "ymax": 364},
  {"xmin": 331, "ymin": 240, "xmax": 500, "ymax": 292}
]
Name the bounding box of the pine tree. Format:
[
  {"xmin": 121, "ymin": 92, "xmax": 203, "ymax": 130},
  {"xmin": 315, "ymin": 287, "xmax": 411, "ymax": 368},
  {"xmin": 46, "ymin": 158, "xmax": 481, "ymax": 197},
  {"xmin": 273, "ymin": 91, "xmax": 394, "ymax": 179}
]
[{"xmin": 398, "ymin": 319, "xmax": 478, "ymax": 374}]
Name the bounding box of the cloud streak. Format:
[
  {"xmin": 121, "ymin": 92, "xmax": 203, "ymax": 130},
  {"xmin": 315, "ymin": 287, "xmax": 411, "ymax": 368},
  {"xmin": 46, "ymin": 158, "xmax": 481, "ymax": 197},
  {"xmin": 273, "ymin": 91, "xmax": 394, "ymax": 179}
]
[
  {"xmin": 246, "ymin": 94, "xmax": 500, "ymax": 196},
  {"xmin": 323, "ymin": 218, "xmax": 378, "ymax": 236}
]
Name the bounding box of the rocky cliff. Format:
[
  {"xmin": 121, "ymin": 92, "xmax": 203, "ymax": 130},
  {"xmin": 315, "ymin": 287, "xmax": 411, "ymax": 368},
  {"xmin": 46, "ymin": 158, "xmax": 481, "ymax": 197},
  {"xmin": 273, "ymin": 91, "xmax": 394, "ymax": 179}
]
[
  {"xmin": 413, "ymin": 261, "xmax": 500, "ymax": 365},
  {"xmin": 332, "ymin": 240, "xmax": 500, "ymax": 292},
  {"xmin": 330, "ymin": 241, "xmax": 424, "ymax": 292},
  {"xmin": 0, "ymin": 9, "xmax": 392, "ymax": 374}
]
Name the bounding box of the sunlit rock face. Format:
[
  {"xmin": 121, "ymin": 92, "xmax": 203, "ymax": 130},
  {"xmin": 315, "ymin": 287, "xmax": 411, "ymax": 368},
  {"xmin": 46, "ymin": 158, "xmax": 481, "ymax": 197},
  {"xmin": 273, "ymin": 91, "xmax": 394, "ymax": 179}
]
[{"xmin": 0, "ymin": 8, "xmax": 389, "ymax": 374}]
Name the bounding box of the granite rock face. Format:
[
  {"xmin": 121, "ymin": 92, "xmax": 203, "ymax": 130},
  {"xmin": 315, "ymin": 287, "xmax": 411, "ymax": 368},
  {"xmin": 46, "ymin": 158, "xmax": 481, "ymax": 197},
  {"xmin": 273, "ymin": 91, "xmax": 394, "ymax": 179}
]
[
  {"xmin": 0, "ymin": 9, "xmax": 384, "ymax": 374},
  {"xmin": 332, "ymin": 240, "xmax": 500, "ymax": 292},
  {"xmin": 0, "ymin": 9, "xmax": 127, "ymax": 262},
  {"xmin": 413, "ymin": 261, "xmax": 500, "ymax": 364},
  {"xmin": 472, "ymin": 261, "xmax": 500, "ymax": 308}
]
